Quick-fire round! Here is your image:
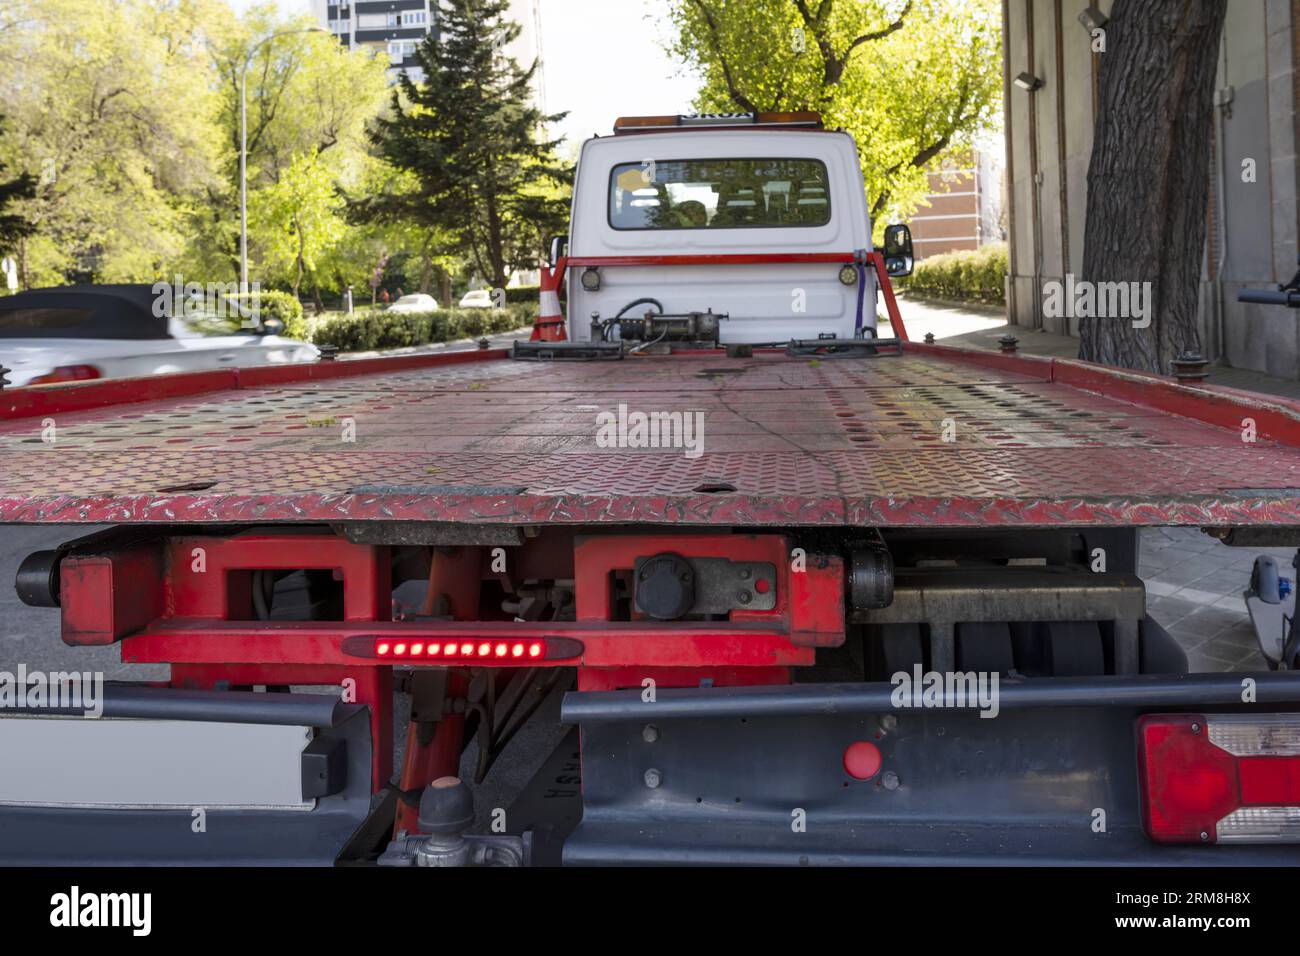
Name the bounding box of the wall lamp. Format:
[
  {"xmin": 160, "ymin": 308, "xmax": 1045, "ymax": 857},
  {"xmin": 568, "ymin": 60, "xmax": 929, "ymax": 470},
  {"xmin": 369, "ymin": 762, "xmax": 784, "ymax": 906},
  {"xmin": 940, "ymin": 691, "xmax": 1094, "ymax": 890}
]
[{"xmin": 1013, "ymin": 72, "xmax": 1044, "ymax": 92}]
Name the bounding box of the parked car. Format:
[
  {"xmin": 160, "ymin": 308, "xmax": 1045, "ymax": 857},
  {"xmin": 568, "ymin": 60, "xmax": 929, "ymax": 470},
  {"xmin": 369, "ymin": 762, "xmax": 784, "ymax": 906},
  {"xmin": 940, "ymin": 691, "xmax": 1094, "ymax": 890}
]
[
  {"xmin": 458, "ymin": 289, "xmax": 495, "ymax": 309},
  {"xmin": 0, "ymin": 284, "xmax": 318, "ymax": 387},
  {"xmin": 387, "ymin": 293, "xmax": 439, "ymax": 313}
]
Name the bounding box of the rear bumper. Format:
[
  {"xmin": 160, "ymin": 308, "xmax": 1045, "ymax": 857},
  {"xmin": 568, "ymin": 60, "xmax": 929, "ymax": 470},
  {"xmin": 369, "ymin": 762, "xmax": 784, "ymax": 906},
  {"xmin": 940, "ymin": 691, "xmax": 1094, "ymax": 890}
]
[
  {"xmin": 562, "ymin": 673, "xmax": 1300, "ymax": 865},
  {"xmin": 0, "ymin": 686, "xmax": 374, "ymax": 866}
]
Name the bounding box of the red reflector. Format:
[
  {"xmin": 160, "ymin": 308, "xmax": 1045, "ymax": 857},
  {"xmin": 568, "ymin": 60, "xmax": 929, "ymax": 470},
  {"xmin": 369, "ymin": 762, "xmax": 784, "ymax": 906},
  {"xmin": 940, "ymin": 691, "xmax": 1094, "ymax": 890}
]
[
  {"xmin": 843, "ymin": 741, "xmax": 882, "ymax": 780},
  {"xmin": 1138, "ymin": 714, "xmax": 1300, "ymax": 843}
]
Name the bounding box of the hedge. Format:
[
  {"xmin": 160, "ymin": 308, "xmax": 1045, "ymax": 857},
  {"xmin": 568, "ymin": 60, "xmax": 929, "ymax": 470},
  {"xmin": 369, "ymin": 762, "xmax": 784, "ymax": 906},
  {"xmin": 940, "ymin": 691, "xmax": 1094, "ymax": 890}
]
[
  {"xmin": 896, "ymin": 243, "xmax": 1007, "ymax": 305},
  {"xmin": 224, "ymin": 290, "xmax": 304, "ymax": 328},
  {"xmin": 294, "ymin": 303, "xmax": 536, "ymax": 353}
]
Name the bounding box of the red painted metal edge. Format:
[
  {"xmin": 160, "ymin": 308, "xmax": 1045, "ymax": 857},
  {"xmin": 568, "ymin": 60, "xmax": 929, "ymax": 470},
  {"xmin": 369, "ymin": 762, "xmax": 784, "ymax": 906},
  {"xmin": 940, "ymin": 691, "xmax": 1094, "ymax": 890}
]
[
  {"xmin": 6, "ymin": 490, "xmax": 1300, "ymax": 528},
  {"xmin": 2, "ymin": 369, "xmax": 239, "ymax": 421},
  {"xmin": 914, "ymin": 341, "xmax": 1300, "ymax": 448},
  {"xmin": 1, "ymin": 348, "xmax": 509, "ymax": 420},
  {"xmin": 1050, "ymin": 358, "xmax": 1300, "ymax": 446},
  {"xmin": 904, "ymin": 341, "xmax": 1055, "ymax": 379}
]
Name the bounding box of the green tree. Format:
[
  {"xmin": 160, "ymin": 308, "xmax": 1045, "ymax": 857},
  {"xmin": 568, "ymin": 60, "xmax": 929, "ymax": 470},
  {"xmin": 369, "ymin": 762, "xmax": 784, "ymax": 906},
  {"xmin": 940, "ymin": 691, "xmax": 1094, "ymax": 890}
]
[
  {"xmin": 0, "ymin": 118, "xmax": 35, "ymax": 257},
  {"xmin": 667, "ymin": 0, "xmax": 1002, "ymax": 226},
  {"xmin": 0, "ymin": 0, "xmax": 225, "ymax": 286},
  {"xmin": 371, "ymin": 0, "xmax": 571, "ymax": 290},
  {"xmin": 197, "ymin": 9, "xmax": 390, "ymax": 283},
  {"xmin": 250, "ymin": 150, "xmax": 346, "ymax": 304}
]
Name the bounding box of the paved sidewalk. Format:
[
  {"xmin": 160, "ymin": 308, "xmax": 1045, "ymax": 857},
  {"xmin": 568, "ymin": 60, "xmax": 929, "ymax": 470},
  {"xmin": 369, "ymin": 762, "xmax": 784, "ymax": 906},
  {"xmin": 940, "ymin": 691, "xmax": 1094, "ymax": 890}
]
[{"xmin": 894, "ymin": 293, "xmax": 1295, "ymax": 673}]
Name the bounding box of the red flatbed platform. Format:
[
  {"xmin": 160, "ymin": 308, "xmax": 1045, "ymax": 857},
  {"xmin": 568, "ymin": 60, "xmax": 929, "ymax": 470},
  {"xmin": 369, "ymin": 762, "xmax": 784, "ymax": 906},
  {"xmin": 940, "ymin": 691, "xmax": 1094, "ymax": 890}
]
[{"xmin": 2, "ymin": 344, "xmax": 1299, "ymax": 528}]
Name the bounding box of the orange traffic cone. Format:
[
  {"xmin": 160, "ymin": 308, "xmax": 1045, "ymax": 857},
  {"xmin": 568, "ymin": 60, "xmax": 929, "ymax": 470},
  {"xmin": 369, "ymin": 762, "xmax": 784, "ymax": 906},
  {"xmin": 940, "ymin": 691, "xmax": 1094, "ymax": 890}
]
[{"xmin": 530, "ymin": 257, "xmax": 567, "ymax": 342}]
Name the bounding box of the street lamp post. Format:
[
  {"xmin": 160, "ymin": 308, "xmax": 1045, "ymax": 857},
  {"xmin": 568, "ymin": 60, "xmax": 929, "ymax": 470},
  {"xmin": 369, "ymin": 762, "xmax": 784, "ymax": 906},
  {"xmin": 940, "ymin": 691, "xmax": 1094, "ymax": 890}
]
[{"xmin": 238, "ymin": 27, "xmax": 324, "ymax": 293}]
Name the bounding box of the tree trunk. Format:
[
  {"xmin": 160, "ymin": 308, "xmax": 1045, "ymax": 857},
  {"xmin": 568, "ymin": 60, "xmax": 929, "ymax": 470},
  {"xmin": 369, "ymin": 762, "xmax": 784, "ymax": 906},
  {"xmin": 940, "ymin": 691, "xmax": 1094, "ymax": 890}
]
[
  {"xmin": 1078, "ymin": 0, "xmax": 1226, "ymax": 372},
  {"xmin": 418, "ymin": 254, "xmax": 433, "ymax": 295}
]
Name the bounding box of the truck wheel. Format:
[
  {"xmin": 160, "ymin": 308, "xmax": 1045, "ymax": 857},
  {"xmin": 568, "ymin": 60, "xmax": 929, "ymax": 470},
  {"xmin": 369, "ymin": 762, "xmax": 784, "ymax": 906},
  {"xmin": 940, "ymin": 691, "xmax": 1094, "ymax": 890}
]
[
  {"xmin": 955, "ymin": 622, "xmax": 1015, "ymax": 673},
  {"xmin": 1045, "ymin": 621, "xmax": 1105, "ymax": 676}
]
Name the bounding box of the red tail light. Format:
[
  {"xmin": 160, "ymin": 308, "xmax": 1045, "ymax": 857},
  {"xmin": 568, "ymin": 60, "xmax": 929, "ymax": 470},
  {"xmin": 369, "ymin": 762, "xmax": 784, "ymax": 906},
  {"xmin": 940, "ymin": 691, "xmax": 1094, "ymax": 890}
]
[
  {"xmin": 1137, "ymin": 714, "xmax": 1300, "ymax": 843},
  {"xmin": 347, "ymin": 635, "xmax": 580, "ymax": 664},
  {"xmin": 28, "ymin": 364, "xmax": 102, "ymax": 386}
]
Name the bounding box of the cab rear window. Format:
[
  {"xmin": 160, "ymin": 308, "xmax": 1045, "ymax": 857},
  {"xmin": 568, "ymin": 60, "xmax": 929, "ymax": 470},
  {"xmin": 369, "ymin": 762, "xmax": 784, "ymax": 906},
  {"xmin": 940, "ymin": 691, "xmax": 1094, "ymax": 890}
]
[{"xmin": 608, "ymin": 158, "xmax": 831, "ymax": 230}]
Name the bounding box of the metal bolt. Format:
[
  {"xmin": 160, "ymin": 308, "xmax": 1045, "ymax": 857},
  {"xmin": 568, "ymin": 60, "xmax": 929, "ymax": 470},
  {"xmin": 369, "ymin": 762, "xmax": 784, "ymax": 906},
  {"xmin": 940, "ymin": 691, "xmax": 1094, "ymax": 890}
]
[
  {"xmin": 881, "ymin": 770, "xmax": 901, "ymax": 791},
  {"xmin": 736, "ymin": 590, "xmax": 752, "ymax": 605},
  {"xmin": 1171, "ymin": 350, "xmax": 1210, "ymax": 383},
  {"xmin": 1191, "ymin": 722, "xmax": 1201, "ymax": 734},
  {"xmin": 1200, "ymin": 830, "xmax": 1210, "ymax": 842},
  {"xmin": 644, "ymin": 768, "xmax": 662, "ymax": 789},
  {"xmin": 739, "ymin": 568, "xmax": 751, "ymax": 580},
  {"xmin": 880, "ymin": 713, "xmax": 898, "ymax": 731},
  {"xmin": 642, "ymin": 724, "xmax": 659, "ymax": 743}
]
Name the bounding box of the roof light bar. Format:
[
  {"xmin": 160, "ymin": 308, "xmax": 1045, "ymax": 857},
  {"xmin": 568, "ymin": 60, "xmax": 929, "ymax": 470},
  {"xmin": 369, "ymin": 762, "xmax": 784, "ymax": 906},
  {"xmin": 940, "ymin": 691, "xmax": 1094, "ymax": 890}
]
[
  {"xmin": 344, "ymin": 635, "xmax": 581, "ymax": 664},
  {"xmin": 1138, "ymin": 713, "xmax": 1300, "ymax": 844},
  {"xmin": 613, "ymin": 111, "xmax": 823, "ymax": 133}
]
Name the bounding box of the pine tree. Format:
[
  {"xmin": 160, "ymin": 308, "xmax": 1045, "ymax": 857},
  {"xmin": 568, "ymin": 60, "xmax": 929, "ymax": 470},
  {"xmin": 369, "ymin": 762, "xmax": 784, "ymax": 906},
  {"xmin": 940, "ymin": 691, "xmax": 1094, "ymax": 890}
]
[
  {"xmin": 371, "ymin": 0, "xmax": 571, "ymax": 290},
  {"xmin": 0, "ymin": 117, "xmax": 36, "ymax": 256}
]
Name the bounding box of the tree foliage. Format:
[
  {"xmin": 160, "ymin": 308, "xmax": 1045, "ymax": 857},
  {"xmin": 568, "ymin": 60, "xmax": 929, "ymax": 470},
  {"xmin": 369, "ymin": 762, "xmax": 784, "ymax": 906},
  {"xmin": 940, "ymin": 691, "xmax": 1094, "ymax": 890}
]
[
  {"xmin": 0, "ymin": 117, "xmax": 35, "ymax": 255},
  {"xmin": 667, "ymin": 0, "xmax": 1002, "ymax": 226},
  {"xmin": 370, "ymin": 0, "xmax": 571, "ymax": 289}
]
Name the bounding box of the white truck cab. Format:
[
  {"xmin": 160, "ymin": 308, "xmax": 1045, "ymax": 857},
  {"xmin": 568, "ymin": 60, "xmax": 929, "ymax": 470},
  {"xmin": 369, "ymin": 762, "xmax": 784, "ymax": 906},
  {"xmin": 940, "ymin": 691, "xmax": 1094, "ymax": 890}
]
[{"xmin": 560, "ymin": 112, "xmax": 910, "ymax": 346}]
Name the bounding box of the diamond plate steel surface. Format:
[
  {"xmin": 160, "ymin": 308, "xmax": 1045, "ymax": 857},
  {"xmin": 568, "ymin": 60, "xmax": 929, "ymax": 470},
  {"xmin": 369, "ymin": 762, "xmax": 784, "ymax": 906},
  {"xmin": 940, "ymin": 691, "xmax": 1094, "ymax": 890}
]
[{"xmin": 3, "ymin": 352, "xmax": 1299, "ymax": 527}]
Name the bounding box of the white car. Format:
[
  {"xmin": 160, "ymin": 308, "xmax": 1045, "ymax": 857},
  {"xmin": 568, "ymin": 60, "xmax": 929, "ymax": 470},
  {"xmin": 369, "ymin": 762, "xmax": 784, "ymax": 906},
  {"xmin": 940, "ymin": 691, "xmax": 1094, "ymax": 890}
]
[
  {"xmin": 0, "ymin": 284, "xmax": 319, "ymax": 388},
  {"xmin": 458, "ymin": 289, "xmax": 496, "ymax": 309},
  {"xmin": 386, "ymin": 293, "xmax": 439, "ymax": 313}
]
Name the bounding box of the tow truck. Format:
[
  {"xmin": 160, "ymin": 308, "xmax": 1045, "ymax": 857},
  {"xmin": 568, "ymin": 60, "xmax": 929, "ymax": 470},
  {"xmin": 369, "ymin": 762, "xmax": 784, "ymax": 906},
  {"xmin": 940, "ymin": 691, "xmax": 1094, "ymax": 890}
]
[{"xmin": 2, "ymin": 111, "xmax": 1300, "ymax": 866}]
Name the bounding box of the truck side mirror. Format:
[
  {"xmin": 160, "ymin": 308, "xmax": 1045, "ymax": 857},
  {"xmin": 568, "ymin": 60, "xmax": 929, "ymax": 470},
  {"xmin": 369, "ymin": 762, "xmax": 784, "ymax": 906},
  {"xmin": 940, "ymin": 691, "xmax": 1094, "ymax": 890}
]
[
  {"xmin": 548, "ymin": 234, "xmax": 569, "ymax": 265},
  {"xmin": 882, "ymin": 223, "xmax": 913, "ymax": 277}
]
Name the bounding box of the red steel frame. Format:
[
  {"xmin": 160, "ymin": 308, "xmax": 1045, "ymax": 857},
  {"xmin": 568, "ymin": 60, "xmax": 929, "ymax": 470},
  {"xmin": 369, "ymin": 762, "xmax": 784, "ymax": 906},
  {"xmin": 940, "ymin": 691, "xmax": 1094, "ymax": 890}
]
[{"xmin": 56, "ymin": 528, "xmax": 844, "ymax": 804}]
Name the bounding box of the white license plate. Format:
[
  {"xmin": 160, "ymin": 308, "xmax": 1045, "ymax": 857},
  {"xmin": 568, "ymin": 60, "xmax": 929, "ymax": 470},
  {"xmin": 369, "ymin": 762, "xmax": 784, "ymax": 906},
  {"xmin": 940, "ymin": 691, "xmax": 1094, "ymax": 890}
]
[{"xmin": 0, "ymin": 715, "xmax": 314, "ymax": 810}]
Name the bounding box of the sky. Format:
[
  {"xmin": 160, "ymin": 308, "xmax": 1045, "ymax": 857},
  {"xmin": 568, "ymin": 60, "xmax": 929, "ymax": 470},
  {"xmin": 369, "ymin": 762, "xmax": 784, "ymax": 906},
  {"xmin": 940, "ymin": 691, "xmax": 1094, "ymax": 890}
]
[{"xmin": 231, "ymin": 0, "xmax": 702, "ymax": 148}]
